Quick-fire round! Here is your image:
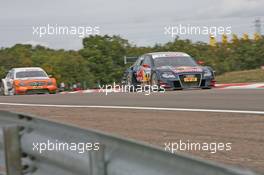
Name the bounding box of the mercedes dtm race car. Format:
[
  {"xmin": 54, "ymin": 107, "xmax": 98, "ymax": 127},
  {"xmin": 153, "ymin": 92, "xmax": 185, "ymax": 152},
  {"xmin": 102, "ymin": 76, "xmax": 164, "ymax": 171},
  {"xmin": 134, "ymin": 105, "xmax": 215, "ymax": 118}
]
[
  {"xmin": 123, "ymin": 52, "xmax": 215, "ymax": 90},
  {"xmin": 0, "ymin": 67, "xmax": 57, "ymax": 95}
]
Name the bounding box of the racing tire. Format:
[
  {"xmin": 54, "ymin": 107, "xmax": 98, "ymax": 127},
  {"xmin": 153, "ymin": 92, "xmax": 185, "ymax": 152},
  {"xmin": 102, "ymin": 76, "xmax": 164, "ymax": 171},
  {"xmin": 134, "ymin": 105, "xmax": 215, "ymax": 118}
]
[
  {"xmin": 126, "ymin": 73, "xmax": 137, "ymax": 92},
  {"xmin": 151, "ymin": 72, "xmax": 164, "ymax": 92},
  {"xmin": 151, "ymin": 73, "xmax": 159, "ymax": 87},
  {"xmin": 0, "ymin": 82, "xmax": 4, "ymax": 96},
  {"xmin": 49, "ymin": 91, "xmax": 57, "ymax": 94},
  {"xmin": 202, "ymin": 86, "xmax": 212, "ymax": 90},
  {"xmin": 0, "ymin": 80, "xmax": 14, "ymax": 96}
]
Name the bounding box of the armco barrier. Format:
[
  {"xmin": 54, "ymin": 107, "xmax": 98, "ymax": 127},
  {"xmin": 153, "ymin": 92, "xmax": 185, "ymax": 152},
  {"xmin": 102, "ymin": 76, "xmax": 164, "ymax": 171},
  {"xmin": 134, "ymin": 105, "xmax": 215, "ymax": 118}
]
[{"xmin": 0, "ymin": 111, "xmax": 259, "ymax": 175}]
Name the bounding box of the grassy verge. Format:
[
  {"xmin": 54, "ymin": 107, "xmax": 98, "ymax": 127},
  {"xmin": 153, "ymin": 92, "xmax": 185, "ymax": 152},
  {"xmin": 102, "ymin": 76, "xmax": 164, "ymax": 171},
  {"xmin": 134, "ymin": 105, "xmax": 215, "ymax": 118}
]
[{"xmin": 216, "ymin": 69, "xmax": 264, "ymax": 84}]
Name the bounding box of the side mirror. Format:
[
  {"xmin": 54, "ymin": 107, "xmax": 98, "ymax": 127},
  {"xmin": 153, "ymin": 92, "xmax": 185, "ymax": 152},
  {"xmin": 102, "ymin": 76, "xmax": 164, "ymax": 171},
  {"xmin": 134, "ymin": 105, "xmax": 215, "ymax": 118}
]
[
  {"xmin": 142, "ymin": 64, "xmax": 150, "ymax": 68},
  {"xmin": 197, "ymin": 60, "xmax": 205, "ymax": 65}
]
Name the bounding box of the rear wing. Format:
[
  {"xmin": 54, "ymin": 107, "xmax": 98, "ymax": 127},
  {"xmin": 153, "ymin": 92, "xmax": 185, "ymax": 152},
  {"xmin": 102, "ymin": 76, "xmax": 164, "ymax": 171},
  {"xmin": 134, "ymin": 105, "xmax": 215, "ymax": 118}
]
[{"xmin": 124, "ymin": 56, "xmax": 139, "ymax": 65}]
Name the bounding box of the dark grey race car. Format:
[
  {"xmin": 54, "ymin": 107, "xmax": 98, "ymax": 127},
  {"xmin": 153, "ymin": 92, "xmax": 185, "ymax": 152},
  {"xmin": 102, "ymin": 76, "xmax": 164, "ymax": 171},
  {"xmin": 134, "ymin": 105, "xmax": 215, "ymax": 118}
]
[{"xmin": 122, "ymin": 52, "xmax": 215, "ymax": 90}]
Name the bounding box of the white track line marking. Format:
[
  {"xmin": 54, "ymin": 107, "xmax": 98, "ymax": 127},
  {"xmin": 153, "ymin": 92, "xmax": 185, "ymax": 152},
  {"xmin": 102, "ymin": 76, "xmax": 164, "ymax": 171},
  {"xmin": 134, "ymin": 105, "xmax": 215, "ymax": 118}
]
[{"xmin": 0, "ymin": 102, "xmax": 263, "ymax": 115}]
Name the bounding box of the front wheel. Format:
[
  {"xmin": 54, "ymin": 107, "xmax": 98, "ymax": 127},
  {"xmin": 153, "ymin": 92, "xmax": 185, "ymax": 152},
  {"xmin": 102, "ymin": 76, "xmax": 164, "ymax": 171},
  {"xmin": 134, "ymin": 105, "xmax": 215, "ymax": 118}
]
[
  {"xmin": 49, "ymin": 90, "xmax": 57, "ymax": 94},
  {"xmin": 151, "ymin": 73, "xmax": 159, "ymax": 86},
  {"xmin": 202, "ymin": 86, "xmax": 212, "ymax": 90},
  {"xmin": 0, "ymin": 83, "xmax": 4, "ymax": 96},
  {"xmin": 126, "ymin": 74, "xmax": 137, "ymax": 92}
]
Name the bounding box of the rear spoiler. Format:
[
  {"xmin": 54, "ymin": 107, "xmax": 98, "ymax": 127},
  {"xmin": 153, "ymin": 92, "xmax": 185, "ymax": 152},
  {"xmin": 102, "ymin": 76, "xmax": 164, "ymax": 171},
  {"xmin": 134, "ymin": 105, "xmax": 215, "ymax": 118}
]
[{"xmin": 124, "ymin": 56, "xmax": 139, "ymax": 64}]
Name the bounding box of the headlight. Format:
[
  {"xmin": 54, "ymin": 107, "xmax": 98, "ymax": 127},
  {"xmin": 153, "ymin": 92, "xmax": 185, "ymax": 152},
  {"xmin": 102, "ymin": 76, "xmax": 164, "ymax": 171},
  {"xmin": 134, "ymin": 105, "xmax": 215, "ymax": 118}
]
[
  {"xmin": 161, "ymin": 72, "xmax": 176, "ymax": 79},
  {"xmin": 204, "ymin": 70, "xmax": 212, "ymax": 77},
  {"xmin": 19, "ymin": 82, "xmax": 26, "ymax": 86}
]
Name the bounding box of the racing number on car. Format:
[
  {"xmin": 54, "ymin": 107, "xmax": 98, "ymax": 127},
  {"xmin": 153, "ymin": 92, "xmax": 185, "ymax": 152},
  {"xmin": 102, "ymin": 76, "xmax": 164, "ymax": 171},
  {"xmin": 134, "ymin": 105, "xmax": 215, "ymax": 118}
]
[
  {"xmin": 143, "ymin": 68, "xmax": 151, "ymax": 82},
  {"xmin": 136, "ymin": 67, "xmax": 151, "ymax": 82}
]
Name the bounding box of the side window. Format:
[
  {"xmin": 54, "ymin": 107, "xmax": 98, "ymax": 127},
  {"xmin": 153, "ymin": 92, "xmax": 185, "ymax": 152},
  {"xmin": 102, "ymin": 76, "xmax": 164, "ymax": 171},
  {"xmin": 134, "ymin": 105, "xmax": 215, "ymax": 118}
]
[
  {"xmin": 6, "ymin": 72, "xmax": 10, "ymax": 79},
  {"xmin": 10, "ymin": 71, "xmax": 14, "ymax": 79},
  {"xmin": 142, "ymin": 56, "xmax": 152, "ymax": 67},
  {"xmin": 135, "ymin": 57, "xmax": 143, "ymax": 66},
  {"xmin": 138, "ymin": 57, "xmax": 144, "ymax": 66}
]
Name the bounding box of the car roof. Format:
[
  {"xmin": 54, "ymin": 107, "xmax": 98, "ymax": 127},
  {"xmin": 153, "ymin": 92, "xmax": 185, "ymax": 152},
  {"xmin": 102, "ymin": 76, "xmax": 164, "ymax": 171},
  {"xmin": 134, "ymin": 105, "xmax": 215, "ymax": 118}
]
[
  {"xmin": 12, "ymin": 67, "xmax": 44, "ymax": 72},
  {"xmin": 146, "ymin": 52, "xmax": 191, "ymax": 59}
]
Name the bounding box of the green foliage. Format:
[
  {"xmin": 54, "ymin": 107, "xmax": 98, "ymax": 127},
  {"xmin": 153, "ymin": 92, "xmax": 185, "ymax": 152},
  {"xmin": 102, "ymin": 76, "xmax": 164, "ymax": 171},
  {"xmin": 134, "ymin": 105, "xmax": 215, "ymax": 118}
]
[
  {"xmin": 80, "ymin": 35, "xmax": 129, "ymax": 85},
  {"xmin": 0, "ymin": 35, "xmax": 264, "ymax": 87}
]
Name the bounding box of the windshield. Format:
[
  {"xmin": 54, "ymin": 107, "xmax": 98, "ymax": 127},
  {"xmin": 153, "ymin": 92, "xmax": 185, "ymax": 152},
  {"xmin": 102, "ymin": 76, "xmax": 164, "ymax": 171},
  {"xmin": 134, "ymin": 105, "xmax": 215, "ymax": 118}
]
[
  {"xmin": 154, "ymin": 57, "xmax": 198, "ymax": 67},
  {"xmin": 16, "ymin": 71, "xmax": 47, "ymax": 78}
]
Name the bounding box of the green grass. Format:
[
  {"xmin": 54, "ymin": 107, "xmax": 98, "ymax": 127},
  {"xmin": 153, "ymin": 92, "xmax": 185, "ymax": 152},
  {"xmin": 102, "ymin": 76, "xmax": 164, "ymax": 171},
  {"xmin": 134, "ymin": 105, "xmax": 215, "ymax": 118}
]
[{"xmin": 216, "ymin": 69, "xmax": 264, "ymax": 84}]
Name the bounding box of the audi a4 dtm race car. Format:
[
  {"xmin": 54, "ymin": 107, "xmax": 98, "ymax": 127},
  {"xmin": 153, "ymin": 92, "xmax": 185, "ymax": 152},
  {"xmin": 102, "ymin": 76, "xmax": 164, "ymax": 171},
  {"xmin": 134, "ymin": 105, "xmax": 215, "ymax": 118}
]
[
  {"xmin": 123, "ymin": 52, "xmax": 215, "ymax": 90},
  {"xmin": 0, "ymin": 67, "xmax": 57, "ymax": 95}
]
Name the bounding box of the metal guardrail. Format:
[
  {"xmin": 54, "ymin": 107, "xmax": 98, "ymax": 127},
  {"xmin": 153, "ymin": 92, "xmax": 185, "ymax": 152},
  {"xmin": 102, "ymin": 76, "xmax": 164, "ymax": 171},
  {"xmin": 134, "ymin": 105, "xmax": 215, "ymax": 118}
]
[{"xmin": 0, "ymin": 111, "xmax": 259, "ymax": 175}]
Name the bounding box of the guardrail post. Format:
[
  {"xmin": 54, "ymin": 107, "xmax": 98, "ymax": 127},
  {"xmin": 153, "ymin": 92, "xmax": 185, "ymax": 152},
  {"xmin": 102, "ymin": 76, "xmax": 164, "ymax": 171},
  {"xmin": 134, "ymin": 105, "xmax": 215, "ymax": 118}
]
[
  {"xmin": 89, "ymin": 144, "xmax": 105, "ymax": 175},
  {"xmin": 2, "ymin": 126, "xmax": 22, "ymax": 175}
]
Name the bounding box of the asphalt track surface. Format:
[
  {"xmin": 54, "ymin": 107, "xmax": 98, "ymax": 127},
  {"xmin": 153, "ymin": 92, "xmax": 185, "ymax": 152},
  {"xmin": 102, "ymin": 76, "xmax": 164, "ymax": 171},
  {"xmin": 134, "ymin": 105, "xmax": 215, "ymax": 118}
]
[{"xmin": 0, "ymin": 89, "xmax": 263, "ymax": 112}]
